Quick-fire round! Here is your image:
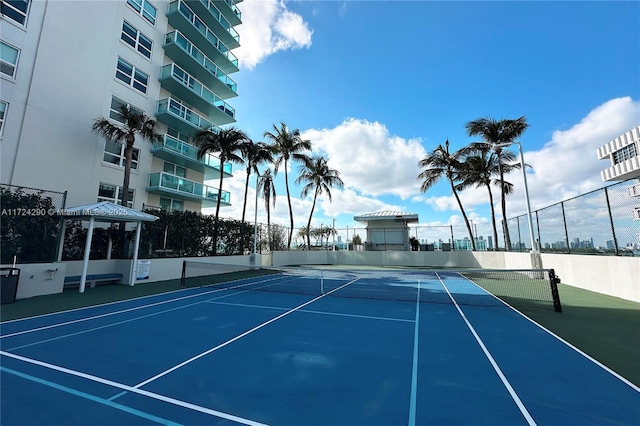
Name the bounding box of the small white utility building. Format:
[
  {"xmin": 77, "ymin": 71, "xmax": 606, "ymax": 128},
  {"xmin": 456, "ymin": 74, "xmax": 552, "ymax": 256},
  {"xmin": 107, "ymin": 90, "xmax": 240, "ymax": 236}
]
[{"xmin": 354, "ymin": 211, "xmax": 419, "ymax": 251}]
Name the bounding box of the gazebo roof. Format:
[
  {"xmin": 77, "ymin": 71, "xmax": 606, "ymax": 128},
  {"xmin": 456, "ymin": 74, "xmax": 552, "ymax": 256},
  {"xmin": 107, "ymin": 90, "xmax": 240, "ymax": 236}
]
[
  {"xmin": 63, "ymin": 201, "xmax": 158, "ymax": 223},
  {"xmin": 354, "ymin": 210, "xmax": 419, "ymax": 223}
]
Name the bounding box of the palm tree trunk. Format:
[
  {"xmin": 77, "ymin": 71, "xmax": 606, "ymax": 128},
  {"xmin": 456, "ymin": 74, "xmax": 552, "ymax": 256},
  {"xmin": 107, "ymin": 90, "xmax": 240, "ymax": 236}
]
[
  {"xmin": 284, "ymin": 159, "xmax": 294, "ymax": 249},
  {"xmin": 241, "ymin": 170, "xmax": 250, "ymax": 224},
  {"xmin": 486, "ymin": 183, "xmax": 499, "ymax": 250},
  {"xmin": 306, "ymin": 191, "xmax": 318, "ymax": 250},
  {"xmin": 119, "ymin": 139, "xmax": 135, "ymax": 257},
  {"xmin": 449, "ymin": 178, "xmax": 476, "ymax": 251},
  {"xmin": 267, "ymin": 207, "xmax": 271, "ymax": 251},
  {"xmin": 240, "ymin": 169, "xmax": 250, "ymax": 254},
  {"xmin": 213, "ymin": 172, "xmax": 224, "ymax": 255},
  {"xmin": 498, "ymin": 163, "xmax": 511, "ymax": 250}
]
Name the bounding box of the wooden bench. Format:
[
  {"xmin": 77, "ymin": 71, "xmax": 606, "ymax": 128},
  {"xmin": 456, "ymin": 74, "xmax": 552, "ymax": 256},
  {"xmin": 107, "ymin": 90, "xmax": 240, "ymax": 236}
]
[{"xmin": 64, "ymin": 273, "xmax": 123, "ymax": 288}]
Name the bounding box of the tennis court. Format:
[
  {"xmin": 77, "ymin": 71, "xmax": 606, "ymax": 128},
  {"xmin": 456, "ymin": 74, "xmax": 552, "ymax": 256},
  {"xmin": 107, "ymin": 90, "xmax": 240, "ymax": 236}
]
[{"xmin": 1, "ymin": 266, "xmax": 638, "ymax": 425}]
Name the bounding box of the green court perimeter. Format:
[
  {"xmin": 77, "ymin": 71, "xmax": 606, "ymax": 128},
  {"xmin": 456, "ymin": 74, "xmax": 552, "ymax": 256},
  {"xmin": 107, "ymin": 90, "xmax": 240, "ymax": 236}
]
[{"xmin": 1, "ymin": 272, "xmax": 638, "ymax": 388}]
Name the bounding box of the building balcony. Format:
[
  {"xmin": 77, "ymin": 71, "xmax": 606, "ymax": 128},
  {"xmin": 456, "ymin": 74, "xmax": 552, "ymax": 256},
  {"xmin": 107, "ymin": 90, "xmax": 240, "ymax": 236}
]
[
  {"xmin": 164, "ymin": 30, "xmax": 238, "ymax": 86},
  {"xmin": 167, "ymin": 0, "xmax": 239, "ymax": 70},
  {"xmin": 213, "ymin": 0, "xmax": 242, "ymax": 26},
  {"xmin": 159, "ymin": 63, "xmax": 235, "ymax": 125},
  {"xmin": 628, "ymin": 183, "xmax": 640, "ymax": 198},
  {"xmin": 599, "ymin": 156, "xmax": 640, "ymax": 182},
  {"xmin": 147, "ymin": 172, "xmax": 230, "ymax": 206},
  {"xmin": 156, "ymin": 97, "xmax": 218, "ymax": 137},
  {"xmin": 180, "ymin": 0, "xmax": 240, "ymax": 48},
  {"xmin": 151, "ymin": 134, "xmax": 233, "ymax": 180}
]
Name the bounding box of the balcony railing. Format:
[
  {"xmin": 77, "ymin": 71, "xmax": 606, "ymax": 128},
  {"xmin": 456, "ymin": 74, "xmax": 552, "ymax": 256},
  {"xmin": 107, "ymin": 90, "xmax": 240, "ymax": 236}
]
[
  {"xmin": 164, "ymin": 30, "xmax": 238, "ymax": 85},
  {"xmin": 190, "ymin": 0, "xmax": 240, "ymax": 45},
  {"xmin": 160, "ymin": 63, "xmax": 235, "ymax": 120},
  {"xmin": 147, "ymin": 172, "xmax": 230, "ymax": 204},
  {"xmin": 152, "ymin": 134, "xmax": 233, "ymax": 175},
  {"xmin": 219, "ymin": 0, "xmax": 241, "ymax": 21},
  {"xmin": 157, "ymin": 98, "xmax": 218, "ymax": 136},
  {"xmin": 168, "ymin": 0, "xmax": 239, "ymax": 55}
]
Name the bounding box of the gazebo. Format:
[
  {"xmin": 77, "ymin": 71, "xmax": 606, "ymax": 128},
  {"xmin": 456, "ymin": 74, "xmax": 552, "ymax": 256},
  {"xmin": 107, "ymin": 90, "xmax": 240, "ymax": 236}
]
[
  {"xmin": 354, "ymin": 211, "xmax": 419, "ymax": 251},
  {"xmin": 60, "ymin": 201, "xmax": 158, "ymax": 292}
]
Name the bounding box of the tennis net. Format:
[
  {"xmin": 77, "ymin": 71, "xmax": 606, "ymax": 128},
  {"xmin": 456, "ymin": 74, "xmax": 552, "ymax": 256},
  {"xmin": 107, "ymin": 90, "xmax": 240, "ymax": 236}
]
[{"xmin": 181, "ymin": 262, "xmax": 562, "ymax": 312}]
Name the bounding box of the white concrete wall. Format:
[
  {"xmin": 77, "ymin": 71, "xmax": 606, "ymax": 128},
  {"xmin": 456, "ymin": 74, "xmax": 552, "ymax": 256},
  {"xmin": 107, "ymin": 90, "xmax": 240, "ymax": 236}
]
[
  {"xmin": 1, "ymin": 262, "xmax": 66, "ymax": 299},
  {"xmin": 12, "ymin": 252, "xmax": 639, "ymax": 303},
  {"xmin": 269, "ymin": 250, "xmax": 639, "ymax": 302}
]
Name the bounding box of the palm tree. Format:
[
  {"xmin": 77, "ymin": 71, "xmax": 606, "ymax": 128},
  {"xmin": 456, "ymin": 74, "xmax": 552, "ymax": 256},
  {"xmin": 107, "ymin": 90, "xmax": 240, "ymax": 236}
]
[
  {"xmin": 240, "ymin": 141, "xmax": 274, "ymax": 225},
  {"xmin": 264, "ymin": 122, "xmax": 312, "ymax": 249},
  {"xmin": 465, "ymin": 116, "xmax": 529, "ymax": 250},
  {"xmin": 92, "ymin": 105, "xmax": 162, "ymax": 207},
  {"xmin": 457, "ymin": 144, "xmax": 497, "ymax": 250},
  {"xmin": 257, "ymin": 169, "xmax": 276, "ymax": 251},
  {"xmin": 193, "ymin": 126, "xmax": 248, "ymax": 254},
  {"xmin": 459, "ymin": 142, "xmax": 523, "ymax": 250},
  {"xmin": 296, "ymin": 156, "xmax": 344, "ymax": 250},
  {"xmin": 417, "ymin": 140, "xmax": 476, "ymax": 251}
]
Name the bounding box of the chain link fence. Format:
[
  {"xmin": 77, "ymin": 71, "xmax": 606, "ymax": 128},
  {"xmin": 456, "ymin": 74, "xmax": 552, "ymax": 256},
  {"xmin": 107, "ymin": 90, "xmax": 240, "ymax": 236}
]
[
  {"xmin": 507, "ymin": 178, "xmax": 639, "ymax": 255},
  {"xmin": 0, "ymin": 184, "xmax": 67, "ymax": 263}
]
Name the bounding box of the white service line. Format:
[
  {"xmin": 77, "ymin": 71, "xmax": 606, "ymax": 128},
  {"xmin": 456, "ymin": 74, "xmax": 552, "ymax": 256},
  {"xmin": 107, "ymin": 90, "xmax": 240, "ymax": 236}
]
[
  {"xmin": 1, "ymin": 275, "xmax": 287, "ymax": 340},
  {"xmin": 0, "ymin": 350, "xmax": 268, "ymax": 426},
  {"xmin": 133, "ymin": 278, "xmax": 361, "ymax": 389},
  {"xmin": 205, "ymin": 300, "xmax": 415, "ymax": 322},
  {"xmin": 436, "ymin": 273, "xmax": 537, "ymax": 426}
]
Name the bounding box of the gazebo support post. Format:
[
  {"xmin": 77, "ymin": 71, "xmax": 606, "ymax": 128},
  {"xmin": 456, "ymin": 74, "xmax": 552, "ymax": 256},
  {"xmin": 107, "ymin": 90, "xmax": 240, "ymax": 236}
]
[
  {"xmin": 129, "ymin": 222, "xmax": 143, "ymax": 286},
  {"xmin": 79, "ymin": 217, "xmax": 95, "ymax": 293}
]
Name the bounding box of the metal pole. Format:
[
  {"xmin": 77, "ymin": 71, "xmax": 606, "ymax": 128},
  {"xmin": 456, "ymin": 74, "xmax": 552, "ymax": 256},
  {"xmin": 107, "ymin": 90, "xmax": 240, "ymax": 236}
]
[
  {"xmin": 517, "ymin": 141, "xmax": 537, "ymax": 253},
  {"xmin": 252, "ymin": 171, "xmax": 259, "ymax": 261}
]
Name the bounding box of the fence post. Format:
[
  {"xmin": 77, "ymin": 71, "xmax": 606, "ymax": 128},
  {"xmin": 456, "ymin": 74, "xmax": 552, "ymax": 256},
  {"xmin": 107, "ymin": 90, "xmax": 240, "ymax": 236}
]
[
  {"xmin": 535, "ymin": 211, "xmax": 541, "ymax": 250},
  {"xmin": 604, "ymin": 187, "xmax": 620, "ymax": 256},
  {"xmin": 561, "ymin": 201, "xmax": 570, "ymax": 253},
  {"xmin": 447, "ymin": 225, "xmax": 452, "ymax": 250}
]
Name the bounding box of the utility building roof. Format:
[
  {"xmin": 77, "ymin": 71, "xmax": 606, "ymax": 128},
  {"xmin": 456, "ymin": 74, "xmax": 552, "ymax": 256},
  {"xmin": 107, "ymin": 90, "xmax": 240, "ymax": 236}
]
[{"xmin": 354, "ymin": 211, "xmax": 419, "ymax": 223}]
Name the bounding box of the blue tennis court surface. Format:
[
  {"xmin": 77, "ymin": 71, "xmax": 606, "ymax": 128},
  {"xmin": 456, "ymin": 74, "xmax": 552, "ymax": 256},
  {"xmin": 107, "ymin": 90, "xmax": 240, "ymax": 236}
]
[{"xmin": 1, "ymin": 270, "xmax": 638, "ymax": 425}]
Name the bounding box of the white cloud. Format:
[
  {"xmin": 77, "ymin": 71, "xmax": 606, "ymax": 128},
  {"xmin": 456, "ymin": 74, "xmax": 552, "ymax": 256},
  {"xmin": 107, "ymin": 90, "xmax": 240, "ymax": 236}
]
[
  {"xmin": 236, "ymin": 0, "xmax": 313, "ymax": 69},
  {"xmin": 302, "ymin": 118, "xmax": 427, "ymax": 199},
  {"xmin": 415, "ymin": 96, "xmax": 640, "ymax": 220},
  {"xmin": 524, "ymin": 96, "xmax": 640, "ymax": 207}
]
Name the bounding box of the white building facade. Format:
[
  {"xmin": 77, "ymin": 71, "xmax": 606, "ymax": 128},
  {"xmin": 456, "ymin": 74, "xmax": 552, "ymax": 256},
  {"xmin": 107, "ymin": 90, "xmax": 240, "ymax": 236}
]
[
  {"xmin": 597, "ymin": 125, "xmax": 640, "ymax": 182},
  {"xmin": 1, "ymin": 0, "xmax": 242, "ymax": 212}
]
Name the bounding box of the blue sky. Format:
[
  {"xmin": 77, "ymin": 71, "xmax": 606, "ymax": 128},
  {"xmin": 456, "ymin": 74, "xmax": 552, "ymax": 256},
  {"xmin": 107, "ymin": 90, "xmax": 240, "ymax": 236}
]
[{"xmin": 205, "ymin": 1, "xmax": 640, "ymax": 246}]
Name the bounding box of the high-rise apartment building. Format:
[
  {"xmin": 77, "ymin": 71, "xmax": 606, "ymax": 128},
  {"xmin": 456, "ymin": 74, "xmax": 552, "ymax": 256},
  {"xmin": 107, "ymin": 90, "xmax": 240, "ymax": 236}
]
[
  {"xmin": 597, "ymin": 125, "xmax": 640, "ymax": 182},
  {"xmin": 1, "ymin": 0, "xmax": 242, "ymax": 212}
]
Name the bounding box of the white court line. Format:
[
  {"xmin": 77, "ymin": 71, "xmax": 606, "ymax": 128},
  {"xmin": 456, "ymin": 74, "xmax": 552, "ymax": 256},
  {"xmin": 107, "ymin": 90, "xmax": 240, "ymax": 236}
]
[
  {"xmin": 0, "ymin": 350, "xmax": 267, "ymax": 426},
  {"xmin": 4, "ymin": 289, "xmax": 255, "ymax": 352},
  {"xmin": 408, "ymin": 279, "xmax": 420, "ymax": 426},
  {"xmin": 436, "ymin": 273, "xmax": 537, "ymax": 426},
  {"xmin": 133, "ymin": 278, "xmax": 361, "ymax": 389},
  {"xmin": 490, "ymin": 298, "xmax": 640, "ymax": 393},
  {"xmin": 449, "ymin": 273, "xmax": 640, "ymax": 392},
  {"xmin": 0, "ymin": 275, "xmax": 289, "ymax": 340},
  {"xmin": 205, "ymin": 300, "xmax": 415, "ymax": 323}
]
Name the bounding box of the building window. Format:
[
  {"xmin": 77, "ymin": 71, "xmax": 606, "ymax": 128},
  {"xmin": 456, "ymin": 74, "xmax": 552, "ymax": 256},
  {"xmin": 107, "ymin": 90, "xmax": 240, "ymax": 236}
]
[
  {"xmin": 0, "ymin": 101, "xmax": 7, "ymax": 134},
  {"xmin": 115, "ymin": 57, "xmax": 149, "ymax": 94},
  {"xmin": 127, "ymin": 0, "xmax": 157, "ymax": 25},
  {"xmin": 163, "ymin": 161, "xmax": 186, "ymax": 178},
  {"xmin": 103, "ymin": 140, "xmax": 140, "ymax": 170},
  {"xmin": 98, "ymin": 183, "xmax": 134, "ymax": 208},
  {"xmin": 159, "ymin": 197, "xmax": 183, "ymax": 211},
  {"xmin": 1, "ymin": 0, "xmax": 30, "ymax": 26},
  {"xmin": 109, "ymin": 96, "xmax": 144, "ymax": 123},
  {"xmin": 121, "ymin": 20, "xmax": 152, "ymax": 59},
  {"xmin": 1, "ymin": 41, "xmax": 19, "ymax": 78},
  {"xmin": 613, "ymin": 143, "xmax": 638, "ymax": 164}
]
